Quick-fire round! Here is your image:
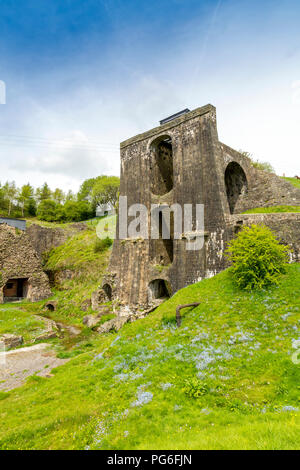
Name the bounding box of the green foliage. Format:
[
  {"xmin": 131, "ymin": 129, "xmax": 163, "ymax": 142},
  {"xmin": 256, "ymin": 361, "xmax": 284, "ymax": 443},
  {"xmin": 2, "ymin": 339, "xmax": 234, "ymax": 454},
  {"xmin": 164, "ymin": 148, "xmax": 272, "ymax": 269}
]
[
  {"xmin": 78, "ymin": 176, "xmax": 120, "ymax": 211},
  {"xmin": 0, "ymin": 174, "xmax": 118, "ymax": 220},
  {"xmin": 242, "ymin": 205, "xmax": 300, "ymax": 214},
  {"xmin": 37, "ymin": 200, "xmax": 93, "ymax": 223},
  {"xmin": 36, "ymin": 199, "xmax": 58, "ymax": 222},
  {"xmin": 36, "ymin": 182, "xmax": 52, "ymax": 202},
  {"xmin": 226, "ymin": 224, "xmax": 290, "ymax": 290},
  {"xmin": 91, "ymin": 176, "xmax": 120, "ymax": 210},
  {"xmin": 239, "ymin": 150, "xmax": 275, "ymax": 173},
  {"xmin": 36, "ymin": 199, "xmax": 58, "ymax": 221},
  {"xmin": 251, "ymin": 160, "xmax": 275, "ymax": 173},
  {"xmin": 57, "ymin": 201, "xmax": 93, "ymax": 222},
  {"xmin": 0, "ymin": 262, "xmax": 300, "ymax": 449},
  {"xmin": 183, "ymin": 378, "xmax": 208, "ymax": 398},
  {"xmin": 94, "ymin": 236, "xmax": 113, "ymax": 253}
]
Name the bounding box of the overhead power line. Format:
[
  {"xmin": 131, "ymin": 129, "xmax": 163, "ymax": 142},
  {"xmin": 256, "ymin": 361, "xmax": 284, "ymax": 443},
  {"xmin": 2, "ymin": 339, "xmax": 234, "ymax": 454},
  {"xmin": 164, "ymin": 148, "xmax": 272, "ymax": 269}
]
[{"xmin": 0, "ymin": 134, "xmax": 120, "ymax": 152}]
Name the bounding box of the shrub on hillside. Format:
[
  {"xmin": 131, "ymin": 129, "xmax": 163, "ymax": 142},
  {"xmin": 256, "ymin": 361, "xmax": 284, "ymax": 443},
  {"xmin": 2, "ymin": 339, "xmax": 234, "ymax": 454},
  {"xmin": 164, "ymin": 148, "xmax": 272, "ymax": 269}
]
[
  {"xmin": 226, "ymin": 224, "xmax": 290, "ymax": 290},
  {"xmin": 57, "ymin": 200, "xmax": 93, "ymax": 222},
  {"xmin": 94, "ymin": 236, "xmax": 113, "ymax": 253}
]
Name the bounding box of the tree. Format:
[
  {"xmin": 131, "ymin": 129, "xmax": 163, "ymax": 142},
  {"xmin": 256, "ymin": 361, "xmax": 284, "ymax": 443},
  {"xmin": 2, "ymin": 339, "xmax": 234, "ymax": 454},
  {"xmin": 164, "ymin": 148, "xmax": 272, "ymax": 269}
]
[
  {"xmin": 59, "ymin": 200, "xmax": 92, "ymax": 222},
  {"xmin": 3, "ymin": 181, "xmax": 18, "ymax": 216},
  {"xmin": 18, "ymin": 183, "xmax": 34, "ymax": 217},
  {"xmin": 36, "ymin": 182, "xmax": 52, "ymax": 202},
  {"xmin": 53, "ymin": 188, "xmax": 65, "ymax": 205},
  {"xmin": 91, "ymin": 176, "xmax": 120, "ymax": 210},
  {"xmin": 37, "ymin": 199, "xmax": 57, "ymax": 222},
  {"xmin": 77, "ymin": 177, "xmax": 98, "ymax": 202},
  {"xmin": 65, "ymin": 190, "xmax": 76, "ymax": 202}
]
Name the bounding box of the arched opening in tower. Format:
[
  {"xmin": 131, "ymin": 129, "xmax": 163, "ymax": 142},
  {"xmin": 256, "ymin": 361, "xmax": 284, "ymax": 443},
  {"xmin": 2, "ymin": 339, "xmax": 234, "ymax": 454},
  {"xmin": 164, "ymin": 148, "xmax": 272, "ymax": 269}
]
[
  {"xmin": 150, "ymin": 135, "xmax": 173, "ymax": 196},
  {"xmin": 225, "ymin": 162, "xmax": 248, "ymax": 214},
  {"xmin": 148, "ymin": 279, "xmax": 171, "ymax": 301}
]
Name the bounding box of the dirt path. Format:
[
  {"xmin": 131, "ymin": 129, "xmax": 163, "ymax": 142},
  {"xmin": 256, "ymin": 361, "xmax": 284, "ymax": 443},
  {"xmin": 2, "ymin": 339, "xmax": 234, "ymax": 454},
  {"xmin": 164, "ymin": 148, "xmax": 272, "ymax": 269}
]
[{"xmin": 0, "ymin": 343, "xmax": 68, "ymax": 391}]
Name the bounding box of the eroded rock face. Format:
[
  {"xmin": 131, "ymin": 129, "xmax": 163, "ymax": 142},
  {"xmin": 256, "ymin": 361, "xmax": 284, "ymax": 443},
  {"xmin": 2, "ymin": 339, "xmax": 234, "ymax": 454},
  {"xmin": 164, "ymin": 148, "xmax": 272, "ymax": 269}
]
[
  {"xmin": 96, "ymin": 316, "xmax": 129, "ymax": 334},
  {"xmin": 83, "ymin": 314, "xmax": 101, "ymax": 328},
  {"xmin": 0, "ymin": 224, "xmax": 52, "ymax": 303},
  {"xmin": 0, "ymin": 334, "xmax": 23, "ymax": 350},
  {"xmin": 91, "ymin": 289, "xmax": 108, "ymax": 310},
  {"xmin": 26, "ymin": 224, "xmax": 68, "ymax": 258}
]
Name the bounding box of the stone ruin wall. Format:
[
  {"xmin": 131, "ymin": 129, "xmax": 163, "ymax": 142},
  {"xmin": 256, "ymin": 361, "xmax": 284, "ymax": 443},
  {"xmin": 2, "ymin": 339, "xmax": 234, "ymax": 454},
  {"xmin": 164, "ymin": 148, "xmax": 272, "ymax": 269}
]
[
  {"xmin": 220, "ymin": 143, "xmax": 300, "ymax": 213},
  {"xmin": 105, "ymin": 104, "xmax": 300, "ymax": 312},
  {"xmin": 0, "ymin": 224, "xmax": 51, "ymax": 303}
]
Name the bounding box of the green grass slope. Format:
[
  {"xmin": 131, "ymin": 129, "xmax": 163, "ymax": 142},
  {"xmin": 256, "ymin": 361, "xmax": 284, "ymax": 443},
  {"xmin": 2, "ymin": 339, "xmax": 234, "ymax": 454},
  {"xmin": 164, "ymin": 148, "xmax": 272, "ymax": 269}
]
[
  {"xmin": 21, "ymin": 226, "xmax": 111, "ymax": 326},
  {"xmin": 281, "ymin": 177, "xmax": 300, "ymax": 189},
  {"xmin": 242, "ymin": 205, "xmax": 300, "ymax": 214},
  {"xmin": 0, "ymin": 264, "xmax": 299, "ymax": 450}
]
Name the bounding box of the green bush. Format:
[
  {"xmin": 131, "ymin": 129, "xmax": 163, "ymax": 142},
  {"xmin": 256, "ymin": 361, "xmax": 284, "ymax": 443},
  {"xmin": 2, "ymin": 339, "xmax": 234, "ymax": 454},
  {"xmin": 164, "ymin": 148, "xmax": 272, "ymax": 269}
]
[
  {"xmin": 226, "ymin": 224, "xmax": 290, "ymax": 290},
  {"xmin": 93, "ymin": 236, "xmax": 113, "ymax": 253},
  {"xmin": 183, "ymin": 378, "xmax": 208, "ymax": 398},
  {"xmin": 37, "ymin": 199, "xmax": 58, "ymax": 222}
]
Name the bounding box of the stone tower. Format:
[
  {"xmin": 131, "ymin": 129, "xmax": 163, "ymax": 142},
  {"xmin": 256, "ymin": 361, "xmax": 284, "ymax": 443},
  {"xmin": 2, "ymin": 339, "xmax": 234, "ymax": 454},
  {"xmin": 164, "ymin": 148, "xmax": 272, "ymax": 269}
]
[{"xmin": 104, "ymin": 104, "xmax": 300, "ymax": 311}]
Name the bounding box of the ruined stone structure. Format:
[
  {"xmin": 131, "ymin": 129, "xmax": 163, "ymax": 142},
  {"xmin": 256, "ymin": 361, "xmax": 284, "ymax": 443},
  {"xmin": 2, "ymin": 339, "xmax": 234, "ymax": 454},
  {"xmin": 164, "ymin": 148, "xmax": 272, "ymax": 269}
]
[
  {"xmin": 105, "ymin": 104, "xmax": 300, "ymax": 311},
  {"xmin": 0, "ymin": 223, "xmax": 51, "ymax": 303}
]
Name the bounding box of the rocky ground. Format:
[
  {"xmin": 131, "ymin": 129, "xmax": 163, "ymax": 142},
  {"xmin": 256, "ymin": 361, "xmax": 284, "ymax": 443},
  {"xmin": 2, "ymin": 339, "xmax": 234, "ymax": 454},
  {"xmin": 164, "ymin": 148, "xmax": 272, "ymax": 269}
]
[{"xmin": 0, "ymin": 343, "xmax": 68, "ymax": 391}]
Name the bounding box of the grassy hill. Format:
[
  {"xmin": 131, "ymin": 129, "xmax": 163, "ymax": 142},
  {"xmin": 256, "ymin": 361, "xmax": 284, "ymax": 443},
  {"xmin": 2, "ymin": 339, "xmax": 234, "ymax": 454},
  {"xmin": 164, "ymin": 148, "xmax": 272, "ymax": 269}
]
[
  {"xmin": 242, "ymin": 205, "xmax": 300, "ymax": 214},
  {"xmin": 281, "ymin": 177, "xmax": 300, "ymax": 189},
  {"xmin": 0, "ymin": 264, "xmax": 299, "ymax": 450}
]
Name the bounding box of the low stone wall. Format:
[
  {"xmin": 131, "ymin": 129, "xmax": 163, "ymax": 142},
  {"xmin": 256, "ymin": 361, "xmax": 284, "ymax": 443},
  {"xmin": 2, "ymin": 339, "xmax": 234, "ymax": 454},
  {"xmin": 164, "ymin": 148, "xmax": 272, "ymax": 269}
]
[
  {"xmin": 27, "ymin": 222, "xmax": 87, "ymax": 258},
  {"xmin": 228, "ymin": 213, "xmax": 300, "ymax": 262}
]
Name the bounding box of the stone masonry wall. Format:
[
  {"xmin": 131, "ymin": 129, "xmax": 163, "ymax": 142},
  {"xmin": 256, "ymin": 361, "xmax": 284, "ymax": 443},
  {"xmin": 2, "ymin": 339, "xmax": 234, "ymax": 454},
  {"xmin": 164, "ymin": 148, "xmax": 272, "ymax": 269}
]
[
  {"xmin": 106, "ymin": 104, "xmax": 300, "ymax": 311},
  {"xmin": 228, "ymin": 213, "xmax": 300, "ymax": 262},
  {"xmin": 0, "ymin": 224, "xmax": 51, "ymax": 303},
  {"xmin": 220, "ymin": 143, "xmax": 300, "ymax": 213}
]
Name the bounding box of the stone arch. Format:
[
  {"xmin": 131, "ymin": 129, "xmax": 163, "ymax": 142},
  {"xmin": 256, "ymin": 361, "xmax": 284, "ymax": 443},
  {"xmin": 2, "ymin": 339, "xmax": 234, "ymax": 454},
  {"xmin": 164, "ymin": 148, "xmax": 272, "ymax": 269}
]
[
  {"xmin": 148, "ymin": 279, "xmax": 171, "ymax": 301},
  {"xmin": 225, "ymin": 162, "xmax": 248, "ymax": 214},
  {"xmin": 150, "ymin": 135, "xmax": 173, "ymax": 196},
  {"xmin": 102, "ymin": 283, "xmax": 112, "ymax": 301}
]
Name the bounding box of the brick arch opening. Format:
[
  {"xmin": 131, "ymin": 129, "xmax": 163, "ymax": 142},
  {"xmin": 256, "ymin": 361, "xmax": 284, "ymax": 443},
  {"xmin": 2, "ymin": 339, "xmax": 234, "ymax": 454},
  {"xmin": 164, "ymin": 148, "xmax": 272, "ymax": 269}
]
[
  {"xmin": 148, "ymin": 279, "xmax": 171, "ymax": 301},
  {"xmin": 150, "ymin": 135, "xmax": 173, "ymax": 196},
  {"xmin": 225, "ymin": 162, "xmax": 248, "ymax": 214}
]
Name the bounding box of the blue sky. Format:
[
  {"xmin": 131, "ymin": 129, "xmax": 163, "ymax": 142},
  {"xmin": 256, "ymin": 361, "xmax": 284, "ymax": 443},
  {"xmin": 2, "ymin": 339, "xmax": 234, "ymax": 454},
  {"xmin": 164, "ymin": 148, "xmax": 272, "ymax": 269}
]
[{"xmin": 0, "ymin": 0, "xmax": 299, "ymax": 190}]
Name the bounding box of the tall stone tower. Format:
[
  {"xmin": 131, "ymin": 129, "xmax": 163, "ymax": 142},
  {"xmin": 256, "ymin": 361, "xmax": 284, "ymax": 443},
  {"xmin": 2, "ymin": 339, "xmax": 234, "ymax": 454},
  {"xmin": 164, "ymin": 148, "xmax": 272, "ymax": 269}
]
[{"xmin": 103, "ymin": 104, "xmax": 300, "ymax": 311}]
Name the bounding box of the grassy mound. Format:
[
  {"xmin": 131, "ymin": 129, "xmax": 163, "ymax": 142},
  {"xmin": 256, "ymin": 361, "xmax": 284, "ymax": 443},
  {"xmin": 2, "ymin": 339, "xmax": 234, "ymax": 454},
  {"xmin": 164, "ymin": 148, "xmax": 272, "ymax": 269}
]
[
  {"xmin": 0, "ymin": 264, "xmax": 299, "ymax": 450},
  {"xmin": 242, "ymin": 205, "xmax": 300, "ymax": 214}
]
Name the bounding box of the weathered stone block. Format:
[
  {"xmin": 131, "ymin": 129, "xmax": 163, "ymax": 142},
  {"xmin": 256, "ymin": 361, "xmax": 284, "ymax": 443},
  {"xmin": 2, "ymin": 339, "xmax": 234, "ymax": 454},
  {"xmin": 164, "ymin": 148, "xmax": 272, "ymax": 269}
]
[{"xmin": 0, "ymin": 334, "xmax": 23, "ymax": 350}]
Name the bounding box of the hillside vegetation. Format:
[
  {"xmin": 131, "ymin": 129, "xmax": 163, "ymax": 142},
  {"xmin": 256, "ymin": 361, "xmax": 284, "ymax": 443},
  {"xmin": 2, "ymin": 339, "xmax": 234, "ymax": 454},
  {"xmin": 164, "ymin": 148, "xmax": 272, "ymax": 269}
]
[
  {"xmin": 21, "ymin": 223, "xmax": 111, "ymax": 326},
  {"xmin": 282, "ymin": 177, "xmax": 300, "ymax": 189},
  {"xmin": 242, "ymin": 205, "xmax": 300, "ymax": 214},
  {"xmin": 0, "ymin": 264, "xmax": 299, "ymax": 449}
]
